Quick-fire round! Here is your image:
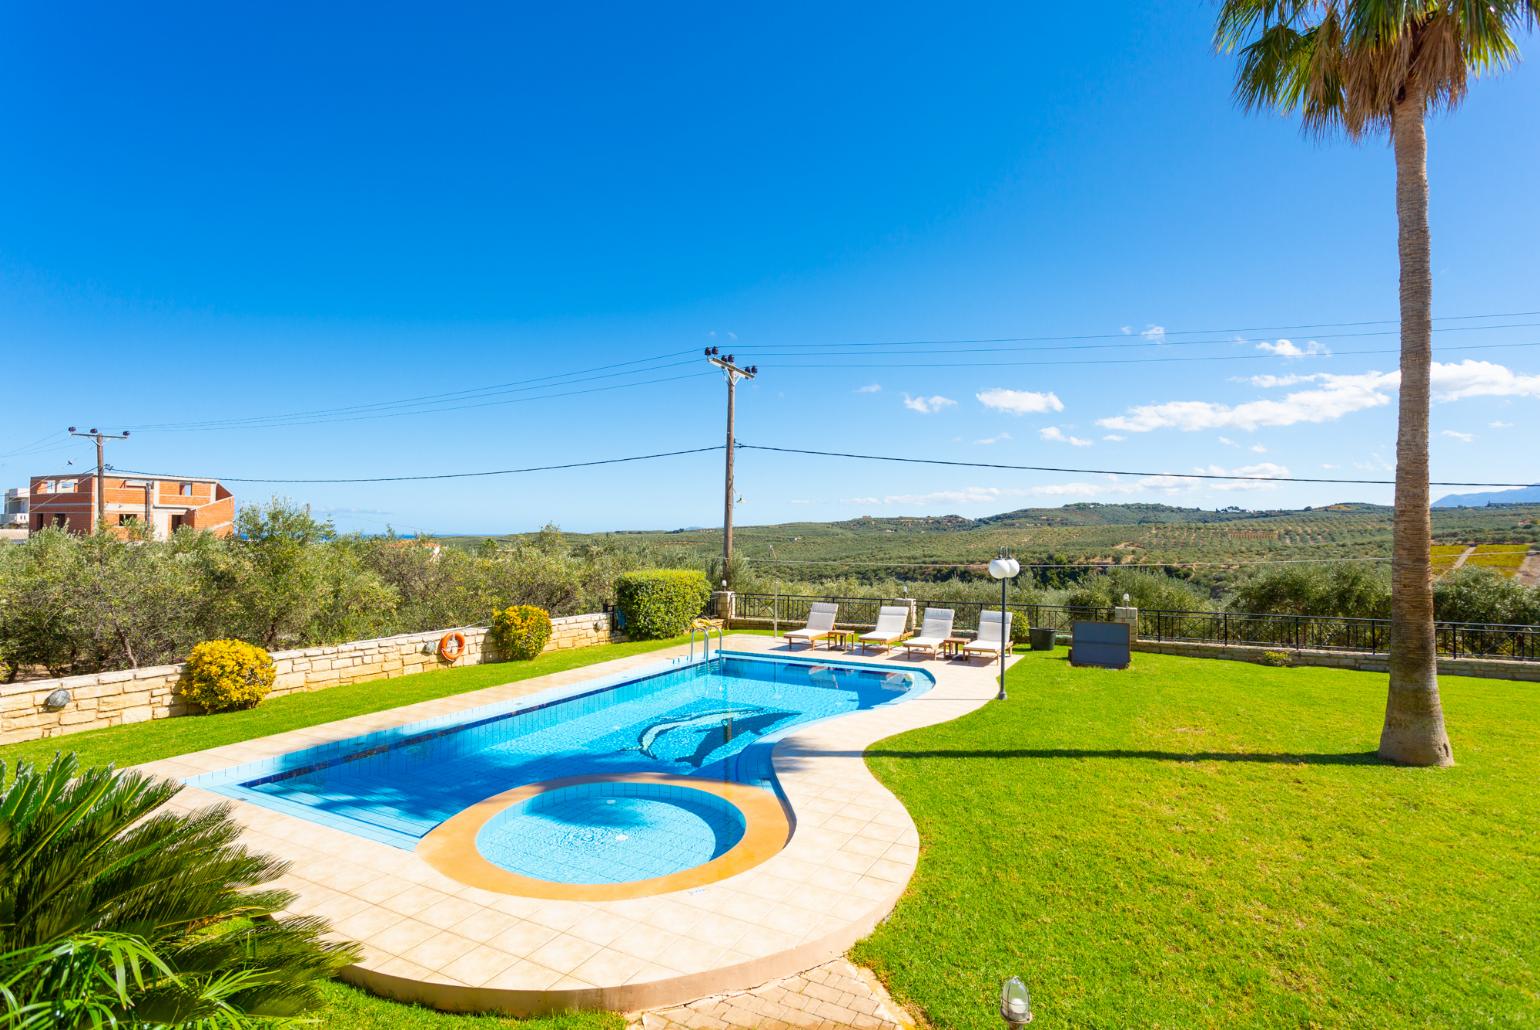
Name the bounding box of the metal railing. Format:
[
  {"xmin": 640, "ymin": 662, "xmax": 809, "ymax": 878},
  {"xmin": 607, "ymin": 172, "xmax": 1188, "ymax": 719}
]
[
  {"xmin": 731, "ymin": 593, "xmax": 1540, "ymax": 662},
  {"xmin": 730, "ymin": 593, "xmax": 1110, "ymax": 638},
  {"xmin": 1139, "ymin": 608, "xmax": 1539, "ymax": 661}
]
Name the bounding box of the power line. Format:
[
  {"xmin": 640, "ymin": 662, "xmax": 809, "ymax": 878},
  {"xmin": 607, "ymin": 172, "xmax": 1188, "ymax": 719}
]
[
  {"xmin": 760, "ymin": 339, "xmax": 1540, "ymax": 370},
  {"xmin": 751, "ymin": 308, "xmax": 1540, "ymax": 349},
  {"xmin": 746, "ymin": 320, "xmax": 1540, "ymax": 358},
  {"xmin": 107, "ymin": 445, "xmax": 725, "ymax": 484},
  {"xmin": 736, "ymin": 443, "xmax": 1537, "ymax": 488},
  {"xmin": 0, "ymin": 431, "xmax": 70, "ymax": 460},
  {"xmin": 101, "ymin": 440, "xmax": 1535, "ymax": 489},
  {"xmin": 131, "ymin": 355, "xmax": 703, "ymax": 433}
]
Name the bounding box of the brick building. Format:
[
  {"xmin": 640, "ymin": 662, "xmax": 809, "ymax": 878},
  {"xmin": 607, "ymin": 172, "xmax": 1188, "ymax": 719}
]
[{"xmin": 28, "ymin": 474, "xmax": 235, "ymax": 539}]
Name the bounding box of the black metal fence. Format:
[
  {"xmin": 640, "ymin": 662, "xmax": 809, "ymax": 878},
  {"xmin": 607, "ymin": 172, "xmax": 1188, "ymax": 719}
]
[
  {"xmin": 730, "ymin": 593, "xmax": 1110, "ymax": 639},
  {"xmin": 731, "ymin": 593, "xmax": 1540, "ymax": 662},
  {"xmin": 1138, "ymin": 608, "xmax": 1540, "ymax": 661}
]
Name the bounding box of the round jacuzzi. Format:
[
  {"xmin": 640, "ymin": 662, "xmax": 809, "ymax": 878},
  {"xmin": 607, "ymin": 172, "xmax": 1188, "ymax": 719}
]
[{"xmin": 475, "ymin": 781, "xmax": 747, "ymax": 885}]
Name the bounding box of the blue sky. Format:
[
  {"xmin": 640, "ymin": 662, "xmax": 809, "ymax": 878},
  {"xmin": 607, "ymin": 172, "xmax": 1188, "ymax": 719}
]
[{"xmin": 2, "ymin": 2, "xmax": 1536, "ymax": 534}]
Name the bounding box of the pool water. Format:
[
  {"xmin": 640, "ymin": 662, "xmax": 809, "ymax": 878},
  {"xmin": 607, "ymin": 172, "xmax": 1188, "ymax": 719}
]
[
  {"xmin": 476, "ymin": 782, "xmax": 746, "ymax": 884},
  {"xmin": 191, "ymin": 652, "xmax": 931, "ymax": 866}
]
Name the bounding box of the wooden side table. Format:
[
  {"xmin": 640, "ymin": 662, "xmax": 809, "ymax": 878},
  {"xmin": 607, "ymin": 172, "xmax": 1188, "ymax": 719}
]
[
  {"xmin": 940, "ymin": 636, "xmax": 969, "ymax": 659},
  {"xmin": 826, "ymin": 629, "xmax": 855, "ymax": 650}
]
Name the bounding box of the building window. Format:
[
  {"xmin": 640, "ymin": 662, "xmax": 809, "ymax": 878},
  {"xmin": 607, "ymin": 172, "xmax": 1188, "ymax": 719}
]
[
  {"xmin": 58, "ymin": 480, "xmax": 76, "ymax": 492},
  {"xmin": 52, "ymin": 514, "xmax": 67, "ymax": 528},
  {"xmin": 33, "ymin": 515, "xmax": 43, "ymax": 531},
  {"xmin": 180, "ymin": 482, "xmax": 193, "ymax": 496},
  {"xmin": 119, "ymin": 514, "xmax": 139, "ymax": 526},
  {"xmin": 41, "ymin": 480, "xmax": 54, "ymax": 493}
]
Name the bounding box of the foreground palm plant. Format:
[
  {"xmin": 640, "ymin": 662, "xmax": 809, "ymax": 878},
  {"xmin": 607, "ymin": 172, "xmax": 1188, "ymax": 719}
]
[
  {"xmin": 0, "ymin": 753, "xmax": 359, "ymax": 1026},
  {"xmin": 1216, "ymin": 0, "xmax": 1538, "ymax": 766}
]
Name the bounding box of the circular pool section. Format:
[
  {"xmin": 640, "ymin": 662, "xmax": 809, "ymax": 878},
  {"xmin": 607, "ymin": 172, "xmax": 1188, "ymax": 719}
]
[{"xmin": 474, "ymin": 781, "xmax": 747, "ymax": 885}]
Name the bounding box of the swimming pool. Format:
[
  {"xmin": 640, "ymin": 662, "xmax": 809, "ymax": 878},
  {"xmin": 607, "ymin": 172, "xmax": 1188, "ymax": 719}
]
[{"xmin": 190, "ymin": 651, "xmax": 931, "ymax": 887}]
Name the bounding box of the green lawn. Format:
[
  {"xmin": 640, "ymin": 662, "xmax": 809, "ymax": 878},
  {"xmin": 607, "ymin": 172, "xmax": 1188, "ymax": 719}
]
[
  {"xmin": 10, "ymin": 641, "xmax": 1535, "ymax": 1027},
  {"xmin": 854, "ymin": 651, "xmax": 1539, "ymax": 1028},
  {"xmin": 0, "ymin": 636, "xmax": 689, "ymax": 770},
  {"xmin": 312, "ymin": 981, "xmax": 622, "ymax": 1030}
]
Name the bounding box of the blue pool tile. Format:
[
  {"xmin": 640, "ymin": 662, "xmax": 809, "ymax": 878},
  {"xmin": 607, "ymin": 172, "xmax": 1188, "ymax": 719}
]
[{"xmin": 190, "ymin": 653, "xmax": 931, "ymax": 855}]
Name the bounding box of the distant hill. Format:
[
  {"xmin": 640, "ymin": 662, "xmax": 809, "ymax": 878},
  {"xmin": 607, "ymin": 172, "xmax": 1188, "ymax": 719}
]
[
  {"xmin": 1433, "ymin": 485, "xmax": 1540, "ymax": 508},
  {"xmin": 452, "ymin": 500, "xmax": 1540, "ymax": 586}
]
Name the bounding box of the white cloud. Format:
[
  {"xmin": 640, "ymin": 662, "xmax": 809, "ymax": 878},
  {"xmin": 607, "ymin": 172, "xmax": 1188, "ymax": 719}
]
[
  {"xmin": 1428, "ymin": 360, "xmax": 1540, "ymax": 401},
  {"xmin": 1250, "ymin": 443, "xmax": 1268, "ymax": 454},
  {"xmin": 902, "ymin": 393, "xmax": 956, "ymax": 414},
  {"xmin": 1100, "ymin": 360, "xmax": 1540, "ymax": 434},
  {"xmin": 1120, "ymin": 326, "xmax": 1133, "ymax": 335},
  {"xmin": 1141, "ymin": 325, "xmax": 1167, "ymax": 344},
  {"xmin": 855, "ymin": 384, "xmax": 882, "ymax": 394},
  {"xmin": 1200, "ymin": 462, "xmax": 1292, "ymax": 492},
  {"xmin": 974, "ymin": 432, "xmax": 1012, "ymax": 445},
  {"xmin": 1321, "ymin": 463, "xmax": 1339, "ymax": 470},
  {"xmin": 1441, "ymin": 430, "xmax": 1476, "ymax": 443},
  {"xmin": 1489, "ymin": 420, "xmax": 1514, "ymax": 429},
  {"xmin": 1098, "ymin": 377, "xmax": 1391, "ymax": 433},
  {"xmin": 1238, "ymin": 373, "xmax": 1316, "ymax": 388},
  {"xmin": 976, "ymin": 388, "xmax": 1064, "ymax": 415},
  {"xmin": 1256, "ymin": 338, "xmax": 1329, "ymax": 358},
  {"xmin": 1040, "ymin": 426, "xmax": 1092, "ymax": 447},
  {"xmin": 1218, "ymin": 436, "xmax": 1238, "ymax": 447},
  {"xmin": 1102, "ymin": 434, "xmax": 1125, "ymax": 442}
]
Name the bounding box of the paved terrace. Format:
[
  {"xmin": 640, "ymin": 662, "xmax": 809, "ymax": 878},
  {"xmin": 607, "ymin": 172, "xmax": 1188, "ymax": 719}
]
[{"xmin": 136, "ymin": 634, "xmax": 1017, "ymax": 1016}]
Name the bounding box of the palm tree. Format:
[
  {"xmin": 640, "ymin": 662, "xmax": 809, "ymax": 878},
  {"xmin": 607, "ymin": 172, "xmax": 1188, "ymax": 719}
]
[
  {"xmin": 0, "ymin": 753, "xmax": 359, "ymax": 1024},
  {"xmin": 1215, "ymin": 1, "xmax": 1536, "ymax": 766}
]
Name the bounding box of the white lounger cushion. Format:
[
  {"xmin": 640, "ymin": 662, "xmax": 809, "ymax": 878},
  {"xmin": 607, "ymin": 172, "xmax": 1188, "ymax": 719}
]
[
  {"xmin": 786, "ymin": 602, "xmax": 838, "ymax": 639},
  {"xmin": 966, "ymin": 611, "xmax": 1014, "ymax": 651},
  {"xmin": 906, "ymin": 608, "xmax": 956, "ymax": 648},
  {"xmin": 859, "ymin": 605, "xmax": 910, "ymax": 642}
]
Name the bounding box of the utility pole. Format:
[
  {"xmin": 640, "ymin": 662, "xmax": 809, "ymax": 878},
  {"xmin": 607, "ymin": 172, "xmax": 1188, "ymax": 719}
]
[
  {"xmin": 704, "ymin": 348, "xmax": 757, "ymax": 583},
  {"xmin": 68, "ymin": 426, "xmax": 130, "ymax": 530}
]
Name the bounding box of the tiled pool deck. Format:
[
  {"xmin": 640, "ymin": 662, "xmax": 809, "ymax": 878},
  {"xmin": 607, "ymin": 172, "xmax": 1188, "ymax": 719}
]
[{"xmin": 136, "ymin": 635, "xmax": 1015, "ymax": 1015}]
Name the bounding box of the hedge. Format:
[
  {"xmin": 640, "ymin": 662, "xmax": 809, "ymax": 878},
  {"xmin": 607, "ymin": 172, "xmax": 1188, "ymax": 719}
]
[{"xmin": 615, "ymin": 569, "xmax": 712, "ymax": 639}]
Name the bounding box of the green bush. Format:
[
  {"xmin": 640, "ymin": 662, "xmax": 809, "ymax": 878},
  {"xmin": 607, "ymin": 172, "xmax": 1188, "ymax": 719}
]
[
  {"xmin": 1230, "ymin": 563, "xmax": 1392, "ymax": 619},
  {"xmin": 489, "ymin": 604, "xmax": 553, "ymax": 660},
  {"xmin": 179, "ymin": 639, "xmax": 277, "ymax": 712},
  {"xmin": 1258, "ymin": 649, "xmax": 1294, "ymax": 667},
  {"xmin": 1434, "ymin": 566, "xmax": 1540, "ymax": 625},
  {"xmin": 615, "ymin": 569, "xmax": 712, "ymax": 639}
]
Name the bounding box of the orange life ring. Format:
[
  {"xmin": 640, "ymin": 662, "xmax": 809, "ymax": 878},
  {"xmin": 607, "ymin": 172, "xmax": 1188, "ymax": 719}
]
[{"xmin": 438, "ymin": 631, "xmax": 467, "ymax": 663}]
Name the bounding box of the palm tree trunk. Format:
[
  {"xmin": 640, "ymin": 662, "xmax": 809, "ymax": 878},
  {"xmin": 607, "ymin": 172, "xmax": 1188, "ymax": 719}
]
[{"xmin": 1378, "ymin": 97, "xmax": 1453, "ymax": 767}]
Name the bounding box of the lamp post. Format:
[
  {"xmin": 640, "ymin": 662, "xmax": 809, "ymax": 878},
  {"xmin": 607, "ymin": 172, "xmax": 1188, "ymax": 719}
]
[{"xmin": 987, "ymin": 554, "xmax": 1019, "ymax": 700}]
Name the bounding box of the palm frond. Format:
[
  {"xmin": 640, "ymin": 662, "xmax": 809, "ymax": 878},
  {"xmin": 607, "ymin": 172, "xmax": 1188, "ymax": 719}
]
[
  {"xmin": 1217, "ymin": 0, "xmax": 1532, "ymax": 137},
  {"xmin": 0, "ymin": 754, "xmax": 360, "ymax": 1025}
]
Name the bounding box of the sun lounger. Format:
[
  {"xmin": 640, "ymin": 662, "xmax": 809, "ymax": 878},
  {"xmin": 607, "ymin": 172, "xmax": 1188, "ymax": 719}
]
[
  {"xmin": 963, "ymin": 610, "xmax": 1014, "ymax": 660},
  {"xmin": 903, "ymin": 608, "xmax": 956, "ymax": 657},
  {"xmin": 784, "ymin": 602, "xmax": 839, "ymax": 649},
  {"xmin": 858, "ymin": 605, "xmax": 911, "ymax": 653}
]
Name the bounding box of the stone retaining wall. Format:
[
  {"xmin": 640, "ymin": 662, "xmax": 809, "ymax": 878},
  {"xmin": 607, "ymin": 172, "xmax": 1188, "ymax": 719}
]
[
  {"xmin": 0, "ymin": 613, "xmax": 617, "ymax": 746},
  {"xmin": 1132, "ymin": 638, "xmax": 1540, "ymax": 682}
]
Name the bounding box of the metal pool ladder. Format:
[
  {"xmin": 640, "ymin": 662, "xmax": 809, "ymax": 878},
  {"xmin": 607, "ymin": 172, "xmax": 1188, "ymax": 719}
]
[{"xmin": 689, "ymin": 617, "xmax": 725, "ymax": 663}]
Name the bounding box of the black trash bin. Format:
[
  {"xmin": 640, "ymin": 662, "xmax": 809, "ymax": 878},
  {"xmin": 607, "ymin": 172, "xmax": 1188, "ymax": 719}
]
[{"xmin": 1029, "ymin": 626, "xmax": 1056, "ymax": 651}]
